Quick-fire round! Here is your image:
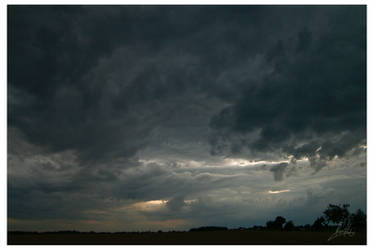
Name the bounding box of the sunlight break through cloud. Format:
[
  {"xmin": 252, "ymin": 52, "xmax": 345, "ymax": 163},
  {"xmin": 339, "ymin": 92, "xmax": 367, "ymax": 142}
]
[{"xmin": 268, "ymin": 189, "xmax": 291, "ymax": 194}]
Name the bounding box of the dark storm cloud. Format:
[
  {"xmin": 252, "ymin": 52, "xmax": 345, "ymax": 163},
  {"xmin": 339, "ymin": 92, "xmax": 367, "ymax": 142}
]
[
  {"xmin": 210, "ymin": 6, "xmax": 366, "ymax": 164},
  {"xmin": 8, "ymin": 6, "xmax": 366, "ymax": 231},
  {"xmin": 8, "ymin": 6, "xmax": 204, "ymax": 162},
  {"xmin": 8, "ymin": 6, "xmax": 313, "ymax": 162}
]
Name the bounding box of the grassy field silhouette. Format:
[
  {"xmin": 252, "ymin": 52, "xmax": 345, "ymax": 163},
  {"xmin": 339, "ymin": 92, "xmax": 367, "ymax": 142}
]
[{"xmin": 8, "ymin": 230, "xmax": 366, "ymax": 245}]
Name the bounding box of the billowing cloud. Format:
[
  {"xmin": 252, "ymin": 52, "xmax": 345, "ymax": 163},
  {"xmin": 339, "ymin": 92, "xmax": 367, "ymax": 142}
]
[
  {"xmin": 8, "ymin": 6, "xmax": 366, "ymax": 231},
  {"xmin": 209, "ymin": 6, "xmax": 366, "ymax": 169}
]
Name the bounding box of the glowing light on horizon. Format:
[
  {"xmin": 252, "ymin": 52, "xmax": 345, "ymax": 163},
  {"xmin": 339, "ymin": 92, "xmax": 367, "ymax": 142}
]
[
  {"xmin": 223, "ymin": 158, "xmax": 289, "ymax": 167},
  {"xmin": 124, "ymin": 199, "xmax": 196, "ymax": 212},
  {"xmin": 145, "ymin": 200, "xmax": 168, "ymax": 205},
  {"xmin": 268, "ymin": 189, "xmax": 290, "ymax": 194},
  {"xmin": 131, "ymin": 200, "xmax": 168, "ymax": 211}
]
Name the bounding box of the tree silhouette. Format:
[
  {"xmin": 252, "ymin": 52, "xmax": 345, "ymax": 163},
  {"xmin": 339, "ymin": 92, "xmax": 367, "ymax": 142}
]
[
  {"xmin": 323, "ymin": 204, "xmax": 350, "ymax": 226},
  {"xmin": 284, "ymin": 220, "xmax": 295, "ymax": 231},
  {"xmin": 350, "ymin": 209, "xmax": 366, "ymax": 232},
  {"xmin": 312, "ymin": 216, "xmax": 327, "ymax": 231},
  {"xmin": 266, "ymin": 216, "xmax": 286, "ymax": 231}
]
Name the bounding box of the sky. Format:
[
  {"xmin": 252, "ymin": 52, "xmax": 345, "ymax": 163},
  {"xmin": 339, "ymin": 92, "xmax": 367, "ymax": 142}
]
[{"xmin": 7, "ymin": 5, "xmax": 366, "ymax": 232}]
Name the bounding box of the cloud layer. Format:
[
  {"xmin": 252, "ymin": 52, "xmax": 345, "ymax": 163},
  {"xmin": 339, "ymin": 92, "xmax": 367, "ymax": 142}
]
[{"xmin": 8, "ymin": 6, "xmax": 366, "ymax": 231}]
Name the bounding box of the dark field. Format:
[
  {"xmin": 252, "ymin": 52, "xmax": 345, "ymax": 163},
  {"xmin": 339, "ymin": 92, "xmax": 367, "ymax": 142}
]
[{"xmin": 8, "ymin": 230, "xmax": 366, "ymax": 245}]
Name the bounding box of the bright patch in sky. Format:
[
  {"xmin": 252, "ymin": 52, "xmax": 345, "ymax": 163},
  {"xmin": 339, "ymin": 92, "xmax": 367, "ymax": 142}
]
[
  {"xmin": 223, "ymin": 158, "xmax": 289, "ymax": 167},
  {"xmin": 132, "ymin": 200, "xmax": 168, "ymax": 211},
  {"xmin": 268, "ymin": 189, "xmax": 291, "ymax": 194}
]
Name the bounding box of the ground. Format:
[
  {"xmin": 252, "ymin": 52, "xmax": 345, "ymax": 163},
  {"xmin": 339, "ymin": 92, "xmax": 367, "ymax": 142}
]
[{"xmin": 8, "ymin": 230, "xmax": 366, "ymax": 245}]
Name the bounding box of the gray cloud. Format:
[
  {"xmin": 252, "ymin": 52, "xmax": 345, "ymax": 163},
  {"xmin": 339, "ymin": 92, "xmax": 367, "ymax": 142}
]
[
  {"xmin": 270, "ymin": 163, "xmax": 288, "ymax": 181},
  {"xmin": 8, "ymin": 6, "xmax": 366, "ymax": 231},
  {"xmin": 209, "ymin": 6, "xmax": 366, "ymax": 168},
  {"xmin": 166, "ymin": 196, "xmax": 186, "ymax": 211}
]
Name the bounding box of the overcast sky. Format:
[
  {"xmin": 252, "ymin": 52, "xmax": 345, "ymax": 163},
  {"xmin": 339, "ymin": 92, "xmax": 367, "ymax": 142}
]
[{"xmin": 8, "ymin": 5, "xmax": 366, "ymax": 232}]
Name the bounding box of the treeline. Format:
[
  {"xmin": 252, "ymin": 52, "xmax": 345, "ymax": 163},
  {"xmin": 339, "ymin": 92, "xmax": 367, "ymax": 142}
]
[
  {"xmin": 189, "ymin": 203, "xmax": 366, "ymax": 233},
  {"xmin": 9, "ymin": 204, "xmax": 366, "ymax": 234},
  {"xmin": 248, "ymin": 203, "xmax": 365, "ymax": 232}
]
